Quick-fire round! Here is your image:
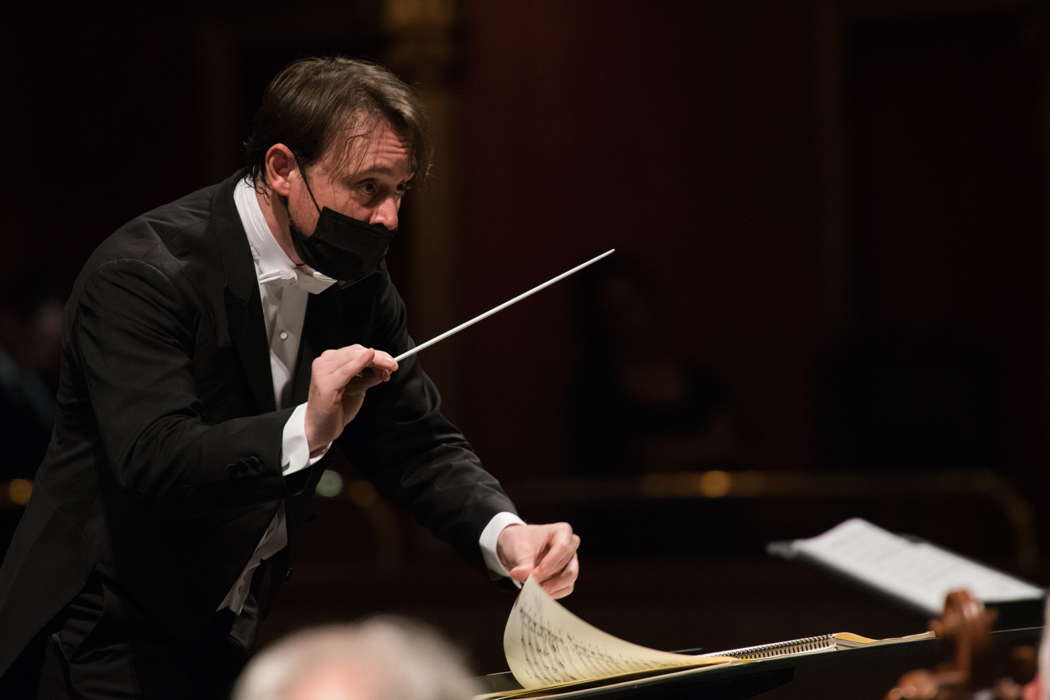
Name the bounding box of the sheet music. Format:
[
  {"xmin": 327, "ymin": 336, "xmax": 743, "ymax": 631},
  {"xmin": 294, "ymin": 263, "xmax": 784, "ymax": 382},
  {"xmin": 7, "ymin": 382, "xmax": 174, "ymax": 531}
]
[
  {"xmin": 793, "ymin": 518, "xmax": 1043, "ymax": 614},
  {"xmin": 504, "ymin": 577, "xmax": 731, "ymax": 690}
]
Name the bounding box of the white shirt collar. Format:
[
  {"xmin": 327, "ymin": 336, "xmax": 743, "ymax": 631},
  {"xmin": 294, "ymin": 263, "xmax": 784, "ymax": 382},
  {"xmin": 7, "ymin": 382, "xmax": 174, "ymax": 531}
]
[{"xmin": 232, "ymin": 177, "xmax": 336, "ymax": 294}]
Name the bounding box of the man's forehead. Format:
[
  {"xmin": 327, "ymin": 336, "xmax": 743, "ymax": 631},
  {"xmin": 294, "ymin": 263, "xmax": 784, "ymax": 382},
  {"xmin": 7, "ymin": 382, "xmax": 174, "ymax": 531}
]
[{"xmin": 325, "ymin": 117, "xmax": 413, "ymax": 178}]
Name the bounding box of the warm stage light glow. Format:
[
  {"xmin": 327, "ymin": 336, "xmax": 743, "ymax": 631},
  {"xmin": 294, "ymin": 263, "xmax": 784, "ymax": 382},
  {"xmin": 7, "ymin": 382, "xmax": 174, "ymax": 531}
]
[
  {"xmin": 697, "ymin": 470, "xmax": 731, "ymax": 498},
  {"xmin": 9, "ymin": 479, "xmax": 32, "ymax": 506},
  {"xmin": 347, "ymin": 480, "xmax": 378, "ymax": 508}
]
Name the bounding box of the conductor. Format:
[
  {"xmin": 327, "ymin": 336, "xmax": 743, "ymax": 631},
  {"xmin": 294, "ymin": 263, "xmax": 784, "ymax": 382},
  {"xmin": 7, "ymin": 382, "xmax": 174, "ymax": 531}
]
[{"xmin": 0, "ymin": 56, "xmax": 580, "ymax": 699}]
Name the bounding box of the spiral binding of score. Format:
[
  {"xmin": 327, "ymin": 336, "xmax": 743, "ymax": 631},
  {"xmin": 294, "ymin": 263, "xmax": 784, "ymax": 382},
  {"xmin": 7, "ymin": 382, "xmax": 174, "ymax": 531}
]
[{"xmin": 713, "ymin": 634, "xmax": 835, "ymax": 660}]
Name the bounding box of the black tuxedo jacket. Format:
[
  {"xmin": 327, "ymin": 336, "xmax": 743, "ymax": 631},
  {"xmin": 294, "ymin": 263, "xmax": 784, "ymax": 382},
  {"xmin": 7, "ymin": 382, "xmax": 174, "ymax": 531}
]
[{"xmin": 0, "ymin": 171, "xmax": 516, "ymax": 676}]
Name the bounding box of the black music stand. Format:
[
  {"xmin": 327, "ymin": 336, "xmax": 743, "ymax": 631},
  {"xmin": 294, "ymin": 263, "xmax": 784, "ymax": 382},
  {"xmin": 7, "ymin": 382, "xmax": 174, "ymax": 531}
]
[{"xmin": 476, "ymin": 627, "xmax": 1042, "ymax": 699}]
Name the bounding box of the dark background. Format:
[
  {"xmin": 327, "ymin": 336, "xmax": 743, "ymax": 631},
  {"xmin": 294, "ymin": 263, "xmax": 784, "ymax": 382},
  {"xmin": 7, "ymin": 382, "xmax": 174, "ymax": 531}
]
[{"xmin": 1, "ymin": 1, "xmax": 1049, "ymax": 695}]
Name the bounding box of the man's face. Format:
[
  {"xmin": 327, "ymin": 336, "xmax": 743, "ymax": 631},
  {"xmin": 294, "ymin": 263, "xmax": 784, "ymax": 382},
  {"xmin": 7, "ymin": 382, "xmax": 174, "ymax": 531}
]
[{"xmin": 286, "ymin": 117, "xmax": 413, "ymax": 241}]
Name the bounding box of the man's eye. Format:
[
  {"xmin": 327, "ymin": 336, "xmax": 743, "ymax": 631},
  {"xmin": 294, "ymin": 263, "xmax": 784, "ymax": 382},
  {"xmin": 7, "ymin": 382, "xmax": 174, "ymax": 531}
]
[{"xmin": 359, "ymin": 181, "xmax": 378, "ymax": 196}]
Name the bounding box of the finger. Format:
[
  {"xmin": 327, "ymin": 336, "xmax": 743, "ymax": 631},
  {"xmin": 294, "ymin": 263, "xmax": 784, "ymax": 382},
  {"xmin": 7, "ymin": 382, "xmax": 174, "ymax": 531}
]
[
  {"xmin": 353, "ymin": 356, "xmax": 396, "ymax": 386},
  {"xmin": 538, "ymin": 555, "xmax": 579, "ymax": 594},
  {"xmin": 508, "ymin": 564, "xmax": 533, "ymax": 583},
  {"xmin": 326, "ymin": 350, "xmax": 380, "ymax": 387},
  {"xmin": 370, "ymin": 350, "xmax": 399, "ymax": 373},
  {"xmin": 346, "ymin": 367, "xmax": 391, "ymax": 392},
  {"xmin": 550, "ymin": 585, "xmax": 575, "ymax": 599},
  {"xmin": 533, "ymin": 530, "xmax": 580, "ymax": 582},
  {"xmin": 337, "ymin": 349, "xmax": 397, "ymax": 390},
  {"xmin": 336, "ymin": 352, "xmax": 396, "ymax": 392},
  {"xmin": 540, "ymin": 574, "xmax": 575, "ymax": 598},
  {"xmin": 315, "ymin": 345, "xmax": 368, "ymax": 370}
]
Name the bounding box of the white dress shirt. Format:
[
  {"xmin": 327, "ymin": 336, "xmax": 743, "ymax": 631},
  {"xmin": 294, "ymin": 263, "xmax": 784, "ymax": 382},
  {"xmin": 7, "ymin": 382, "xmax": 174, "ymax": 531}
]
[{"xmin": 220, "ymin": 178, "xmax": 521, "ymax": 613}]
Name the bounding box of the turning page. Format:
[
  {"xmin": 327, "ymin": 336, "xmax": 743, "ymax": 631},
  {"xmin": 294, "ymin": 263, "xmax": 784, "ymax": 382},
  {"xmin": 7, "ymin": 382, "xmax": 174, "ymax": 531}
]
[
  {"xmin": 477, "ymin": 575, "xmax": 938, "ymax": 699},
  {"xmin": 504, "ymin": 577, "xmax": 734, "ymax": 690}
]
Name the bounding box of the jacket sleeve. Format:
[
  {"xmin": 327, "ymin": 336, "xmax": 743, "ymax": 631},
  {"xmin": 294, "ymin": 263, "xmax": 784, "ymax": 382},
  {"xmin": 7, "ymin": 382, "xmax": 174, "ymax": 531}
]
[
  {"xmin": 73, "ymin": 257, "xmax": 294, "ymax": 517},
  {"xmin": 337, "ymin": 275, "xmax": 518, "ymax": 567}
]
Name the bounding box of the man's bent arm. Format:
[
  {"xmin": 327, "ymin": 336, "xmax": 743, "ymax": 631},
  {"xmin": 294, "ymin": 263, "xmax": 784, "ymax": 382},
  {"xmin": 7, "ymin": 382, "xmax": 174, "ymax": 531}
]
[
  {"xmin": 75, "ymin": 258, "xmax": 295, "ymax": 515},
  {"xmin": 339, "ymin": 272, "xmax": 519, "ymax": 568}
]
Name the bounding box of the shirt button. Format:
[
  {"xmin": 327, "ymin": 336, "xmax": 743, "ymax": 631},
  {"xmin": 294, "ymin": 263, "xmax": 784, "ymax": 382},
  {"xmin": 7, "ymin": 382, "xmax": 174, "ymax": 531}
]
[{"xmin": 279, "ymin": 331, "xmax": 289, "ymax": 340}]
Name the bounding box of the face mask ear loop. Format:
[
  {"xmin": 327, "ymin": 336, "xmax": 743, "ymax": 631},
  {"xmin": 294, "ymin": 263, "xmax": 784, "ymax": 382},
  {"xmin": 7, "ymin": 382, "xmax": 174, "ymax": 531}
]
[{"xmin": 293, "ymin": 155, "xmax": 324, "ymax": 215}]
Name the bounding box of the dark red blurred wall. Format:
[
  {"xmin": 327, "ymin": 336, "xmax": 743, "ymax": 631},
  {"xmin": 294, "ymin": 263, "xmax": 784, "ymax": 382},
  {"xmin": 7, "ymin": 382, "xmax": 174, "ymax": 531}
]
[{"xmin": 455, "ymin": 2, "xmax": 827, "ymax": 476}]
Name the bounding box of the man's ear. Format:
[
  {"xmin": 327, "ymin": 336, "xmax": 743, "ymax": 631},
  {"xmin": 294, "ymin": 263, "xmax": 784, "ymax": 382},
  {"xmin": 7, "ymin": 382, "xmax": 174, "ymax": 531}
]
[{"xmin": 264, "ymin": 144, "xmax": 298, "ymax": 197}]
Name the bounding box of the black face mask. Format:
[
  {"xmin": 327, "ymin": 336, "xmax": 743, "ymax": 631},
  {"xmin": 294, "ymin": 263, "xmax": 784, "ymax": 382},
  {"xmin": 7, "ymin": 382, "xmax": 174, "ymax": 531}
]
[{"xmin": 289, "ymin": 164, "xmax": 396, "ymax": 285}]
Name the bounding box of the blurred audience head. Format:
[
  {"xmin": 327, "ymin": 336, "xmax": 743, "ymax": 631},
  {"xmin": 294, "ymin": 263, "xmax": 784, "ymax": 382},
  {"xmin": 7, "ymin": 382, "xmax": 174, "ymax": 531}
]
[
  {"xmin": 0, "ymin": 279, "xmax": 64, "ymax": 384},
  {"xmin": 232, "ymin": 615, "xmax": 481, "ymax": 700}
]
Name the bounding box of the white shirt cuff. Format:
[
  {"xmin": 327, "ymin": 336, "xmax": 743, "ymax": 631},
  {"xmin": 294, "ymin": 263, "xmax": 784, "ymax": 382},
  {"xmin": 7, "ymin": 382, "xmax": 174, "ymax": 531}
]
[
  {"xmin": 281, "ymin": 403, "xmax": 330, "ymax": 475},
  {"xmin": 479, "ymin": 511, "xmax": 527, "ymax": 579}
]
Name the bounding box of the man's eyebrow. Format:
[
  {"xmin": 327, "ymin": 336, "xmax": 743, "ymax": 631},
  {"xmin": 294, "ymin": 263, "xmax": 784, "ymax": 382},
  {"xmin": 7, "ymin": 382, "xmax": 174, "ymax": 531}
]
[
  {"xmin": 349, "ymin": 166, "xmax": 409, "ymax": 178},
  {"xmin": 346, "ymin": 167, "xmax": 415, "ymax": 184}
]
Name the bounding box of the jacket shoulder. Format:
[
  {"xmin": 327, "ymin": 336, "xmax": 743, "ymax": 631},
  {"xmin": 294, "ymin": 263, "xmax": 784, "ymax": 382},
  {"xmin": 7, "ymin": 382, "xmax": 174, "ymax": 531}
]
[{"xmin": 77, "ymin": 175, "xmax": 241, "ymax": 292}]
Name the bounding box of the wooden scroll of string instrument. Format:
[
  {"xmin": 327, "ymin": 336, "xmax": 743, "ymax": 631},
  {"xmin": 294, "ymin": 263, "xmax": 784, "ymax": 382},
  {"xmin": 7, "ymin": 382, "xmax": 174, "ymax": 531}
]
[{"xmin": 885, "ymin": 589, "xmax": 1040, "ymax": 700}]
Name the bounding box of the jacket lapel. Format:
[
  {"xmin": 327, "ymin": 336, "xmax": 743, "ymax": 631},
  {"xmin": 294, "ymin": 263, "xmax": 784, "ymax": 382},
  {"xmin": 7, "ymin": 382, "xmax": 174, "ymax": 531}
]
[
  {"xmin": 290, "ymin": 287, "xmax": 349, "ymax": 406},
  {"xmin": 212, "ymin": 173, "xmax": 276, "ymax": 414}
]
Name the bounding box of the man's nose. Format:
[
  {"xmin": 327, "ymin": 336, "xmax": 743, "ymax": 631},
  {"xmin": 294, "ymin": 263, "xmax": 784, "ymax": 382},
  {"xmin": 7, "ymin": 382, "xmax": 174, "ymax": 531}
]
[{"xmin": 370, "ymin": 197, "xmax": 399, "ymax": 230}]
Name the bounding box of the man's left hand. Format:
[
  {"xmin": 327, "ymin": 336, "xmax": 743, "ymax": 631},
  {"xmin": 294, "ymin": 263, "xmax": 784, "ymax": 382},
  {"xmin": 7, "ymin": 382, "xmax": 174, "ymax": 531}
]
[{"xmin": 497, "ymin": 523, "xmax": 580, "ymax": 599}]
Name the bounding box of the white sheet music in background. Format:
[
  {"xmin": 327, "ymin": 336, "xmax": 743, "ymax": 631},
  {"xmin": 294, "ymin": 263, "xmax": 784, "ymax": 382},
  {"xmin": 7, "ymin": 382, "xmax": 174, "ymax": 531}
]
[
  {"xmin": 792, "ymin": 518, "xmax": 1043, "ymax": 614},
  {"xmin": 504, "ymin": 577, "xmax": 732, "ymax": 690}
]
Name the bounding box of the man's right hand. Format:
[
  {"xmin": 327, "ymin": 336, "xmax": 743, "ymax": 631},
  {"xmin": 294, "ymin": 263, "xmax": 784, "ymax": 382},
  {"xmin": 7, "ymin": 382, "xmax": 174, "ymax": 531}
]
[{"xmin": 305, "ymin": 345, "xmax": 398, "ymax": 453}]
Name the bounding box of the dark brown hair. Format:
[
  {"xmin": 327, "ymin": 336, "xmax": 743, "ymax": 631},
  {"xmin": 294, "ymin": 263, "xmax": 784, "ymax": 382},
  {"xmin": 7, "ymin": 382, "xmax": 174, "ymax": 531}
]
[{"xmin": 244, "ymin": 56, "xmax": 430, "ymax": 186}]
